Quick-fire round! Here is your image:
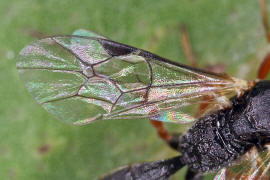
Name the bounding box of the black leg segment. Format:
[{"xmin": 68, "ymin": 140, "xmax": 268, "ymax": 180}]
[
  {"xmin": 185, "ymin": 168, "xmax": 202, "ymax": 180},
  {"xmin": 100, "ymin": 156, "xmax": 185, "ymax": 180},
  {"xmin": 167, "ymin": 133, "xmax": 182, "ymax": 151}
]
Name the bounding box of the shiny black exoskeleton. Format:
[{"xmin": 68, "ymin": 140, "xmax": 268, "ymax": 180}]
[
  {"xmin": 102, "ymin": 81, "xmax": 270, "ymax": 180},
  {"xmin": 179, "ymin": 80, "xmax": 270, "ymax": 174}
]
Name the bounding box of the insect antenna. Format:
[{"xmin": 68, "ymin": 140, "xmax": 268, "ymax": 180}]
[{"xmin": 99, "ymin": 156, "xmax": 185, "ymax": 180}]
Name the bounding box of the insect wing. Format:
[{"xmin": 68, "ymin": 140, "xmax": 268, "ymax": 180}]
[
  {"xmin": 72, "ymin": 29, "xmax": 108, "ymax": 39},
  {"xmin": 214, "ymin": 168, "xmax": 226, "ymax": 180},
  {"xmin": 215, "ymin": 145, "xmax": 270, "ymax": 180},
  {"xmin": 17, "ymin": 33, "xmax": 248, "ymax": 125}
]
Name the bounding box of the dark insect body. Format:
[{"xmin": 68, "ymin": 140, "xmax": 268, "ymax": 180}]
[{"xmin": 179, "ymin": 81, "xmax": 270, "ymax": 173}]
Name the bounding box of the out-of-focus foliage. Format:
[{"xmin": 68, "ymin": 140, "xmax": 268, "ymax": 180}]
[{"xmin": 0, "ymin": 0, "xmax": 269, "ymax": 179}]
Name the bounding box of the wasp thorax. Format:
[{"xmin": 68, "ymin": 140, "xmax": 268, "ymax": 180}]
[{"xmin": 247, "ymin": 80, "xmax": 270, "ymax": 133}]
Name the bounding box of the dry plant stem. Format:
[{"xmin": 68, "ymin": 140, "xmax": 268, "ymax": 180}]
[
  {"xmin": 259, "ymin": 0, "xmax": 270, "ymax": 42},
  {"xmin": 258, "ymin": 0, "xmax": 270, "ymax": 79},
  {"xmin": 179, "ymin": 24, "xmax": 196, "ymax": 67}
]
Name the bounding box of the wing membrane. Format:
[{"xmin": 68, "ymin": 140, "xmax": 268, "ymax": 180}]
[
  {"xmin": 17, "ymin": 30, "xmax": 250, "ymax": 125},
  {"xmin": 215, "ymin": 145, "xmax": 270, "ymax": 180}
]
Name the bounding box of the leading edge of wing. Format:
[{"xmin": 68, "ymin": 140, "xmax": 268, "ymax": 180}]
[{"xmin": 54, "ymin": 34, "xmax": 232, "ymax": 81}]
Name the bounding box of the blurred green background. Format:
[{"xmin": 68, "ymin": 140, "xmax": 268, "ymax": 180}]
[{"xmin": 1, "ymin": 0, "xmax": 269, "ymax": 179}]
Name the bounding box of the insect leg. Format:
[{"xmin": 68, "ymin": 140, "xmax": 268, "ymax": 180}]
[
  {"xmin": 149, "ymin": 106, "xmax": 180, "ymax": 150},
  {"xmin": 150, "ymin": 120, "xmax": 172, "ymax": 142},
  {"xmin": 150, "ymin": 119, "xmax": 183, "ymax": 151},
  {"xmin": 179, "ymin": 24, "xmax": 210, "ymax": 118},
  {"xmin": 179, "ymin": 23, "xmax": 225, "ymax": 74},
  {"xmin": 259, "ymin": 0, "xmax": 270, "ymax": 42},
  {"xmin": 185, "ymin": 168, "xmax": 202, "ymax": 180},
  {"xmin": 179, "ymin": 24, "xmax": 196, "ymax": 67},
  {"xmin": 258, "ymin": 52, "xmax": 270, "ymax": 79},
  {"xmin": 258, "ymin": 0, "xmax": 270, "ymax": 79},
  {"xmin": 99, "ymin": 156, "xmax": 184, "ymax": 180}
]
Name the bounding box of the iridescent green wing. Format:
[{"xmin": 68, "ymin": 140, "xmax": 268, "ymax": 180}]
[
  {"xmin": 17, "ymin": 33, "xmax": 247, "ymax": 125},
  {"xmin": 214, "ymin": 145, "xmax": 270, "ymax": 180},
  {"xmin": 72, "ymin": 29, "xmax": 108, "ymax": 39}
]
